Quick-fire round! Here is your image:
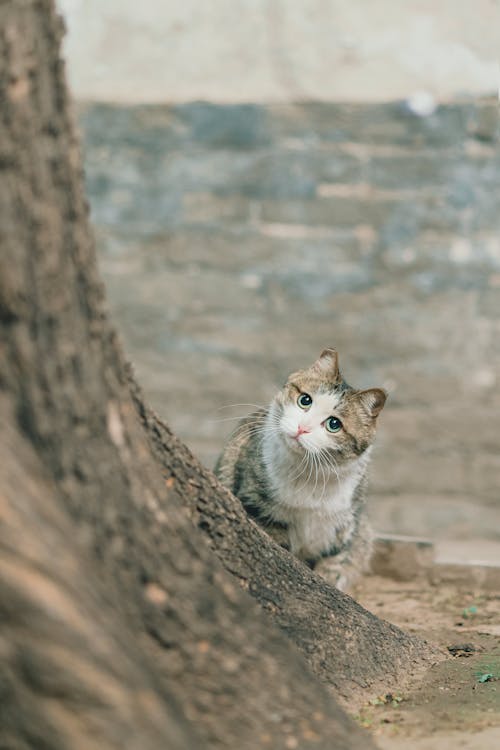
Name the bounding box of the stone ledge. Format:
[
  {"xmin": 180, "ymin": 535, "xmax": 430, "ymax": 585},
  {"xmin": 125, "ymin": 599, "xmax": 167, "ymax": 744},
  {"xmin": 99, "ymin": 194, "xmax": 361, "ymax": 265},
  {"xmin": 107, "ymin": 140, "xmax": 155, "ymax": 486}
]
[
  {"xmin": 428, "ymin": 562, "xmax": 500, "ymax": 591},
  {"xmin": 372, "ymin": 534, "xmax": 500, "ymax": 589},
  {"xmin": 372, "ymin": 534, "xmax": 435, "ymax": 581}
]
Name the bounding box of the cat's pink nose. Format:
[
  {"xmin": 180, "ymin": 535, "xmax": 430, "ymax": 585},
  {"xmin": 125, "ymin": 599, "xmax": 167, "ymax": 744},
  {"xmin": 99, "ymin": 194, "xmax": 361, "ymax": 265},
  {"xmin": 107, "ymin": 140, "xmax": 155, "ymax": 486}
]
[{"xmin": 295, "ymin": 425, "xmax": 311, "ymax": 438}]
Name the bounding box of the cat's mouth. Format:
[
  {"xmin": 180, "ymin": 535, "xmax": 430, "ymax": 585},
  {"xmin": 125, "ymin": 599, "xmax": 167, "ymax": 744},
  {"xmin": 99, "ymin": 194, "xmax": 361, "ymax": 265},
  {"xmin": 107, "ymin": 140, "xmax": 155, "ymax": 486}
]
[{"xmin": 282, "ymin": 431, "xmax": 307, "ymax": 451}]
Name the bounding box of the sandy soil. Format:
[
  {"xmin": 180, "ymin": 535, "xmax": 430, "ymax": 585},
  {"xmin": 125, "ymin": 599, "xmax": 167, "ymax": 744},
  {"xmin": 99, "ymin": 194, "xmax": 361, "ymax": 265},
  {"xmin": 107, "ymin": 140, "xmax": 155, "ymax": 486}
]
[{"xmin": 351, "ymin": 575, "xmax": 500, "ymax": 749}]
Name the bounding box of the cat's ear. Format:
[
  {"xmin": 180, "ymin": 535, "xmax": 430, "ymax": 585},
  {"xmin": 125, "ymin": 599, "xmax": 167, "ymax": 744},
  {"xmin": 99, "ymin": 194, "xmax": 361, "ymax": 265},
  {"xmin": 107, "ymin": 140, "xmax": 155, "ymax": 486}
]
[
  {"xmin": 313, "ymin": 348, "xmax": 339, "ymax": 377},
  {"xmin": 357, "ymin": 388, "xmax": 387, "ymax": 418}
]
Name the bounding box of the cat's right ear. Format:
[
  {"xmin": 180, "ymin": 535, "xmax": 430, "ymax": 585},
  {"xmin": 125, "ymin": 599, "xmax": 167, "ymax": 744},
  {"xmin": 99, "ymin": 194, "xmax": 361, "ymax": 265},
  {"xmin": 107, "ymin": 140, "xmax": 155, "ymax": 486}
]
[{"xmin": 312, "ymin": 348, "xmax": 339, "ymax": 377}]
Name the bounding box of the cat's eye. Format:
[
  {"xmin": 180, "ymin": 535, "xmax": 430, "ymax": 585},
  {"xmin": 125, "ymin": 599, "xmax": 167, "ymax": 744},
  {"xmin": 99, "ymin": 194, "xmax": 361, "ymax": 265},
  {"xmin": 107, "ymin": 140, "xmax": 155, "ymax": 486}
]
[
  {"xmin": 325, "ymin": 416, "xmax": 342, "ymax": 433},
  {"xmin": 297, "ymin": 393, "xmax": 312, "ymax": 409}
]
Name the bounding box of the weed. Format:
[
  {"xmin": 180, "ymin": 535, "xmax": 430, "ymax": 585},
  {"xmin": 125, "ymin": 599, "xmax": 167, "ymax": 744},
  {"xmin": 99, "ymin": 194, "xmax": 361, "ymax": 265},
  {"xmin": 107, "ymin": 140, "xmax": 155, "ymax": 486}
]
[
  {"xmin": 474, "ymin": 658, "xmax": 500, "ymax": 683},
  {"xmin": 462, "ymin": 605, "xmax": 478, "ymax": 619},
  {"xmin": 368, "ymin": 693, "xmax": 404, "ymax": 707},
  {"xmin": 477, "ymin": 673, "xmax": 495, "ymax": 683},
  {"xmin": 353, "ymin": 713, "xmax": 373, "ymax": 728}
]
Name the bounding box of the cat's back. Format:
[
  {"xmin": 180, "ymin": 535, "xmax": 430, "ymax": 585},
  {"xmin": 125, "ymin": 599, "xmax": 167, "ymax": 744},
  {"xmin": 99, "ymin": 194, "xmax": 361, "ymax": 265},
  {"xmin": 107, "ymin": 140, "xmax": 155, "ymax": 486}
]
[{"xmin": 214, "ymin": 409, "xmax": 267, "ymax": 493}]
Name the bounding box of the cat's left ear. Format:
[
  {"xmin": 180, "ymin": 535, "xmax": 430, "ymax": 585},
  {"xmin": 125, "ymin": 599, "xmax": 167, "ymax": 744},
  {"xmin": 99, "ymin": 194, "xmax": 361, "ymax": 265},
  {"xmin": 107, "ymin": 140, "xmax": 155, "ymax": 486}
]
[{"xmin": 357, "ymin": 388, "xmax": 387, "ymax": 418}]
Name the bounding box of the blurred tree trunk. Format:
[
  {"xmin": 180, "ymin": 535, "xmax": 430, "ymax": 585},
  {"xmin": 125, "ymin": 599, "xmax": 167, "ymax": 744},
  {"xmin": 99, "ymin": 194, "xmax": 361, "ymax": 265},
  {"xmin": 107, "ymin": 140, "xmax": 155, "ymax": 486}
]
[{"xmin": 0, "ymin": 1, "xmax": 435, "ymax": 749}]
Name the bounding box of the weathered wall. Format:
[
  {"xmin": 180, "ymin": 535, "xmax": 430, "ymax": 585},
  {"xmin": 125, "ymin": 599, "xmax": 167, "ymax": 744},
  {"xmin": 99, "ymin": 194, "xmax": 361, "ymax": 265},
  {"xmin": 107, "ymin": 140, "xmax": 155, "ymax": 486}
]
[
  {"xmin": 58, "ymin": 0, "xmax": 498, "ymax": 103},
  {"xmin": 79, "ymin": 99, "xmax": 500, "ymax": 542}
]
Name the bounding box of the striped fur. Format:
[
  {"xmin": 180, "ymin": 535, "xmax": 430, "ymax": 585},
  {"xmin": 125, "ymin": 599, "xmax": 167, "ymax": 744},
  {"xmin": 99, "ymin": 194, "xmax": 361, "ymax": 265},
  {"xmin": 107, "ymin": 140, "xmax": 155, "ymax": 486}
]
[{"xmin": 214, "ymin": 349, "xmax": 386, "ymax": 590}]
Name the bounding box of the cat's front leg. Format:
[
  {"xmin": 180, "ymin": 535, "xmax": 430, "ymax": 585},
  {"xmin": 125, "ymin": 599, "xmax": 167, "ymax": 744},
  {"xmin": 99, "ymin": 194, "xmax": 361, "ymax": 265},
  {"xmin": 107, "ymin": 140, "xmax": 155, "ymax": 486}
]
[
  {"xmin": 314, "ymin": 516, "xmax": 373, "ymax": 592},
  {"xmin": 264, "ymin": 522, "xmax": 290, "ymax": 550},
  {"xmin": 313, "ymin": 556, "xmax": 356, "ymax": 592}
]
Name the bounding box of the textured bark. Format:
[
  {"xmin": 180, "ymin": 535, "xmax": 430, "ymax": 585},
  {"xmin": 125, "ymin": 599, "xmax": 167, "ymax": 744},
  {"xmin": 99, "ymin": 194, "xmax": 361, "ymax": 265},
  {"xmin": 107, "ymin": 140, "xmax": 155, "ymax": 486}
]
[
  {"xmin": 135, "ymin": 384, "xmax": 436, "ymax": 699},
  {"xmin": 0, "ymin": 2, "xmax": 434, "ymax": 749}
]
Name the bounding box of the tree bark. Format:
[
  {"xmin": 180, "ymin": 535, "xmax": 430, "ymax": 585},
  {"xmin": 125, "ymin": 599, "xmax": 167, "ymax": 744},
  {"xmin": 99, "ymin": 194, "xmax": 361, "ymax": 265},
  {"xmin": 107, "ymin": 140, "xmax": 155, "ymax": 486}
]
[
  {"xmin": 137, "ymin": 386, "xmax": 434, "ymax": 699},
  {"xmin": 0, "ymin": 2, "xmax": 435, "ymax": 749}
]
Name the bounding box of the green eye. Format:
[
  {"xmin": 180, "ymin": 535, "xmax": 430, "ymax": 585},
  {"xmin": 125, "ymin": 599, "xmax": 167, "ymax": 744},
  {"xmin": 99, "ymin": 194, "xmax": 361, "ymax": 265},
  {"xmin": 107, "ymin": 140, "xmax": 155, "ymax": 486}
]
[
  {"xmin": 325, "ymin": 416, "xmax": 342, "ymax": 433},
  {"xmin": 297, "ymin": 393, "xmax": 312, "ymax": 409}
]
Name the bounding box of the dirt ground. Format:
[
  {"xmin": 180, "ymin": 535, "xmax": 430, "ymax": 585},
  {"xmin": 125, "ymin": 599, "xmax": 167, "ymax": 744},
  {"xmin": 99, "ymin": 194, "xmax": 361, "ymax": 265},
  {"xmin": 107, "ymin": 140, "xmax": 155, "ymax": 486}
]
[{"xmin": 351, "ymin": 575, "xmax": 500, "ymax": 749}]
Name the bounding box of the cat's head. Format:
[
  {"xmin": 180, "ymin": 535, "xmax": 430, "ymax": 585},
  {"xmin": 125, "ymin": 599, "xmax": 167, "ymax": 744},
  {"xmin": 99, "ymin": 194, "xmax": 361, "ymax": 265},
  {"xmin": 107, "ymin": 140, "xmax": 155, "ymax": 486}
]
[{"xmin": 270, "ymin": 349, "xmax": 386, "ymax": 461}]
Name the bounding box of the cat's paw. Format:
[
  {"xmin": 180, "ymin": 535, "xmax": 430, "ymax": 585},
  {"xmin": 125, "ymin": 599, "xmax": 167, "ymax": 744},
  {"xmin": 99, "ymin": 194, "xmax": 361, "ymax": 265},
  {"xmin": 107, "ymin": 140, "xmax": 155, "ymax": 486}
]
[{"xmin": 314, "ymin": 557, "xmax": 356, "ymax": 592}]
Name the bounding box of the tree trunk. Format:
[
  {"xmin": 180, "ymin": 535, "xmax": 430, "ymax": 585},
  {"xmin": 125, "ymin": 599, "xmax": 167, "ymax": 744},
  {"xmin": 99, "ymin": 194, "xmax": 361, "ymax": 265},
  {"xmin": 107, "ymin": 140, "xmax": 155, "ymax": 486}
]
[
  {"xmin": 0, "ymin": 2, "xmax": 435, "ymax": 749},
  {"xmin": 137, "ymin": 385, "xmax": 435, "ymax": 699}
]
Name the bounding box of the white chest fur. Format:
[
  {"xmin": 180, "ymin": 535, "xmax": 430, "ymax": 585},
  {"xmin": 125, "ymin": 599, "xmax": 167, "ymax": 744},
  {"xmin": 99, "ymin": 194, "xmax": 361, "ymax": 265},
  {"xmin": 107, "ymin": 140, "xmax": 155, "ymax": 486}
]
[{"xmin": 262, "ymin": 431, "xmax": 370, "ymax": 558}]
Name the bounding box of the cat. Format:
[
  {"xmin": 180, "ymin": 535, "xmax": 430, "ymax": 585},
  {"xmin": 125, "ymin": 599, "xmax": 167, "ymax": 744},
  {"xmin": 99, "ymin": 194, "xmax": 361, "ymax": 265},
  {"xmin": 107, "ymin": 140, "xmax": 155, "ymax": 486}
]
[{"xmin": 214, "ymin": 349, "xmax": 386, "ymax": 591}]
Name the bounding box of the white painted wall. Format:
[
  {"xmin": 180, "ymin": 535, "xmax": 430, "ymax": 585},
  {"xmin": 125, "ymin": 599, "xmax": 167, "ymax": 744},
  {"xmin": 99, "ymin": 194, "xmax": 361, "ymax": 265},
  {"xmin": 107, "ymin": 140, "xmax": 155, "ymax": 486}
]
[{"xmin": 58, "ymin": 0, "xmax": 499, "ymax": 103}]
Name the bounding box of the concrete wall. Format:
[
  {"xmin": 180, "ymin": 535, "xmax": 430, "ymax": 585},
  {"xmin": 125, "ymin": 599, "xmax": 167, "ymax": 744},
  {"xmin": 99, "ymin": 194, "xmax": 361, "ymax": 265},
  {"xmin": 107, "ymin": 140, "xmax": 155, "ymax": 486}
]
[
  {"xmin": 78, "ymin": 99, "xmax": 500, "ymax": 542},
  {"xmin": 59, "ymin": 0, "xmax": 498, "ymax": 103},
  {"xmin": 61, "ymin": 0, "xmax": 499, "ymax": 544}
]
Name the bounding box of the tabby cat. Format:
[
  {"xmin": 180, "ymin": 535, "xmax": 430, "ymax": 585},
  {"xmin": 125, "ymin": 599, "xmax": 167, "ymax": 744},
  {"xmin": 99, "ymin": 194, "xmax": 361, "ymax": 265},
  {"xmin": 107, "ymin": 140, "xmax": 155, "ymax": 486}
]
[{"xmin": 214, "ymin": 349, "xmax": 386, "ymax": 590}]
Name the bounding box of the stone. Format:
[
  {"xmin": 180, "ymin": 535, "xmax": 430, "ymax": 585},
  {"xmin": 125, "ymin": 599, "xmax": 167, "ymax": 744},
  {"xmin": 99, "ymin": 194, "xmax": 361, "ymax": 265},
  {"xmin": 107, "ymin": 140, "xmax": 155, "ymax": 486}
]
[
  {"xmin": 175, "ymin": 103, "xmax": 271, "ymax": 150},
  {"xmin": 371, "ymin": 534, "xmax": 435, "ymax": 581},
  {"xmin": 428, "ymin": 562, "xmax": 500, "ymax": 591}
]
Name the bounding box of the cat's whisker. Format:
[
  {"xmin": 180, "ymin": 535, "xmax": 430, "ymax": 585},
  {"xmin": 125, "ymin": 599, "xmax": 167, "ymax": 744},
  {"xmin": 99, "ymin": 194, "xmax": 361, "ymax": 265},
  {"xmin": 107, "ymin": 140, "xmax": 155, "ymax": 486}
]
[
  {"xmin": 317, "ymin": 447, "xmax": 332, "ymax": 469},
  {"xmin": 267, "ymin": 420, "xmax": 283, "ymax": 430},
  {"xmin": 265, "ymin": 414, "xmax": 282, "ymax": 426},
  {"xmin": 229, "ymin": 416, "xmax": 271, "ymax": 428},
  {"xmin": 217, "ymin": 403, "xmax": 268, "ymax": 411},
  {"xmin": 312, "ymin": 452, "xmax": 321, "ymax": 497},
  {"xmin": 318, "ymin": 454, "xmax": 331, "ymax": 502},
  {"xmin": 315, "ymin": 450, "xmax": 332, "ymax": 486},
  {"xmin": 210, "ymin": 415, "xmax": 268, "ymax": 424},
  {"xmin": 288, "ymin": 451, "xmax": 309, "ymax": 483},
  {"xmin": 327, "ymin": 452, "xmax": 342, "ymax": 480},
  {"xmin": 318, "ymin": 461, "xmax": 327, "ymax": 504},
  {"xmin": 318, "ymin": 449, "xmax": 340, "ymax": 484},
  {"xmin": 290, "ymin": 466, "xmax": 308, "ymax": 486},
  {"xmin": 238, "ymin": 428, "xmax": 283, "ymax": 445},
  {"xmin": 292, "ymin": 452, "xmax": 307, "ymax": 493},
  {"xmin": 227, "ymin": 422, "xmax": 267, "ymax": 435},
  {"xmin": 232, "ymin": 417, "xmax": 268, "ymax": 427},
  {"xmin": 234, "ymin": 426, "xmax": 273, "ymax": 441},
  {"xmin": 296, "ymin": 449, "xmax": 315, "ymax": 495}
]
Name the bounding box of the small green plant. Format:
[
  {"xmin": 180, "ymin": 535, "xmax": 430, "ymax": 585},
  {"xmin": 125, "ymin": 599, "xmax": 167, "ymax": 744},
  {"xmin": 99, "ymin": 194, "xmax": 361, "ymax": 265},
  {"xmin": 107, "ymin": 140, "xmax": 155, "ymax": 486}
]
[
  {"xmin": 368, "ymin": 693, "xmax": 404, "ymax": 707},
  {"xmin": 353, "ymin": 713, "xmax": 373, "ymax": 728},
  {"xmin": 475, "ymin": 658, "xmax": 500, "ymax": 683},
  {"xmin": 477, "ymin": 673, "xmax": 494, "ymax": 683},
  {"xmin": 462, "ymin": 605, "xmax": 478, "ymax": 619}
]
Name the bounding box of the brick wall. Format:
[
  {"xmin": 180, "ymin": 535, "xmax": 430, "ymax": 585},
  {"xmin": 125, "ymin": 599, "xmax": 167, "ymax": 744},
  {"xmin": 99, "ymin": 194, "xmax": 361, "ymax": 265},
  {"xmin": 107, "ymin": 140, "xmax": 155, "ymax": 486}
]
[{"xmin": 79, "ymin": 99, "xmax": 500, "ymax": 541}]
